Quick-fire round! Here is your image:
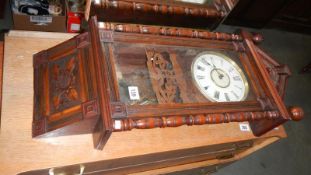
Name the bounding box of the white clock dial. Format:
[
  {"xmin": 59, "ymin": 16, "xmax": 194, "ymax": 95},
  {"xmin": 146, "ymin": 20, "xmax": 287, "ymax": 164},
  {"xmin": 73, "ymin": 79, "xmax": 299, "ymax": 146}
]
[{"xmin": 191, "ymin": 52, "xmax": 249, "ymax": 102}]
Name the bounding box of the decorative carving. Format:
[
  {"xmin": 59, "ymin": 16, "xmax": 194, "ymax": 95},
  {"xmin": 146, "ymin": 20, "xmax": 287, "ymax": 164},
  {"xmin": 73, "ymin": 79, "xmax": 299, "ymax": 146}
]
[
  {"xmin": 113, "ymin": 110, "xmax": 286, "ymax": 131},
  {"xmin": 98, "ymin": 22, "xmax": 243, "ymax": 41},
  {"xmin": 98, "ymin": 0, "xmax": 223, "ymax": 18},
  {"xmin": 289, "ymin": 106, "xmax": 304, "ymax": 121},
  {"xmin": 76, "ymin": 32, "xmax": 90, "ymax": 48},
  {"xmin": 146, "ymin": 50, "xmax": 182, "ymax": 103},
  {"xmin": 111, "ymin": 102, "xmax": 127, "ymax": 118},
  {"xmin": 256, "ymin": 46, "xmax": 292, "ymax": 98},
  {"xmin": 213, "ymin": 0, "xmax": 228, "ymax": 17},
  {"xmin": 82, "ymin": 99, "xmax": 100, "ymax": 119},
  {"xmin": 51, "ymin": 57, "xmax": 80, "ymax": 110},
  {"xmin": 232, "ymin": 41, "xmax": 246, "ymax": 52},
  {"xmin": 257, "ymin": 97, "xmax": 274, "ymax": 110}
]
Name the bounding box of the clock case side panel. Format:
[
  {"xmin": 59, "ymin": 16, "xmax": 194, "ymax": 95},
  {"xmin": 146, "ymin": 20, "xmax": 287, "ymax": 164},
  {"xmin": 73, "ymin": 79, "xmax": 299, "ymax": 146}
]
[
  {"xmin": 240, "ymin": 30, "xmax": 303, "ymax": 136},
  {"xmin": 88, "ymin": 17, "xmax": 114, "ymax": 150},
  {"xmin": 90, "ymin": 0, "xmax": 234, "ymax": 29},
  {"xmin": 32, "ymin": 32, "xmax": 101, "ymax": 138}
]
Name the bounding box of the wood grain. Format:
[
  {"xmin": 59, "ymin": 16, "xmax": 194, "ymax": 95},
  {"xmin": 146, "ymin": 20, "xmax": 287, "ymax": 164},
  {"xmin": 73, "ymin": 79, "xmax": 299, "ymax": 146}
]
[
  {"xmin": 0, "ymin": 41, "xmax": 3, "ymax": 128},
  {"xmin": 0, "ymin": 31, "xmax": 286, "ymax": 175},
  {"xmin": 91, "ymin": 0, "xmax": 227, "ymax": 29}
]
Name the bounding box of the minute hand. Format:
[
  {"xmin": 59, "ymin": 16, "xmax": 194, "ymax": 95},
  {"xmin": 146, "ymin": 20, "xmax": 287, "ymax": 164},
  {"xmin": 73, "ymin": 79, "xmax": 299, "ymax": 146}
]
[{"xmin": 211, "ymin": 62, "xmax": 224, "ymax": 79}]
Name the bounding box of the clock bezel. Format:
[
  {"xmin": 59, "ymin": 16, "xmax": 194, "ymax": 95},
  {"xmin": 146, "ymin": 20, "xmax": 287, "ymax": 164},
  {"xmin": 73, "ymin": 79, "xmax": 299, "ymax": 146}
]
[{"xmin": 190, "ymin": 51, "xmax": 249, "ymax": 102}]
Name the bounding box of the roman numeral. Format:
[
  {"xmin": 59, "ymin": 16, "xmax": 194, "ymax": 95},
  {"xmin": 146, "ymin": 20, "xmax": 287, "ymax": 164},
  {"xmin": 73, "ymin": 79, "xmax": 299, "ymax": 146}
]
[
  {"xmin": 201, "ymin": 58, "xmax": 211, "ymax": 66},
  {"xmin": 197, "ymin": 65, "xmax": 205, "ymax": 71},
  {"xmin": 228, "ymin": 67, "xmax": 234, "ymax": 73},
  {"xmin": 214, "ymin": 91, "xmax": 220, "ymax": 99},
  {"xmin": 225, "ymin": 93, "xmax": 230, "ymax": 101},
  {"xmin": 231, "ymin": 90, "xmax": 239, "ymax": 99},
  {"xmin": 196, "ymin": 75, "xmax": 205, "ymax": 80},
  {"xmin": 204, "ymin": 86, "xmax": 209, "ymax": 90},
  {"xmin": 233, "ymin": 76, "xmax": 241, "ymax": 81},
  {"xmin": 234, "ymin": 85, "xmax": 242, "ymax": 90}
]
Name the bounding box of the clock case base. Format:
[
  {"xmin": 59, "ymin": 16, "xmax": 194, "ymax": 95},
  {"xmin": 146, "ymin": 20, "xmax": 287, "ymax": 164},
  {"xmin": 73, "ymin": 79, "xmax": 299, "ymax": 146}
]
[{"xmin": 32, "ymin": 17, "xmax": 303, "ymax": 149}]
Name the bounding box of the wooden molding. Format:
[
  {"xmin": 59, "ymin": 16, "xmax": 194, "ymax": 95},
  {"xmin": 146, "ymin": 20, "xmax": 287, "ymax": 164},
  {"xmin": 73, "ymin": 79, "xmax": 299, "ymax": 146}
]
[
  {"xmin": 98, "ymin": 22, "xmax": 243, "ymax": 41},
  {"xmin": 113, "ymin": 108, "xmax": 301, "ymax": 131},
  {"xmin": 94, "ymin": 0, "xmax": 223, "ymax": 18}
]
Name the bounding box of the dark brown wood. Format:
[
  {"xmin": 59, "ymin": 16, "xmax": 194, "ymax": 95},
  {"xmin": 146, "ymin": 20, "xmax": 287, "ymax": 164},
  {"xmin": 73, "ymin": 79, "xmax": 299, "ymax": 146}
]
[
  {"xmin": 114, "ymin": 110, "xmax": 280, "ymax": 131},
  {"xmin": 98, "ymin": 21, "xmax": 243, "ymax": 41},
  {"xmin": 32, "ymin": 31, "xmax": 104, "ymax": 138},
  {"xmin": 255, "ymin": 45, "xmax": 291, "ymax": 99},
  {"xmin": 268, "ymin": 0, "xmax": 311, "ymax": 34},
  {"xmin": 91, "ymin": 0, "xmax": 235, "ymax": 29},
  {"xmin": 0, "ymin": 0, "xmax": 6, "ymax": 19},
  {"xmin": 33, "ymin": 17, "xmax": 303, "ymax": 150},
  {"xmin": 224, "ymin": 0, "xmax": 311, "ymax": 34},
  {"xmin": 300, "ymin": 62, "xmax": 311, "ymax": 74},
  {"xmin": 113, "ymin": 107, "xmax": 303, "ymax": 131},
  {"xmin": 87, "ymin": 17, "xmax": 114, "ymax": 149},
  {"xmin": 224, "ymin": 0, "xmax": 288, "ymax": 28}
]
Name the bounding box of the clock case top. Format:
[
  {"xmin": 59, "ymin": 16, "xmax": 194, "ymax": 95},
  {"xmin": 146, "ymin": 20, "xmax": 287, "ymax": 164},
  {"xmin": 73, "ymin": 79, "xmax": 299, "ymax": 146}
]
[
  {"xmin": 88, "ymin": 0, "xmax": 237, "ymax": 29},
  {"xmin": 32, "ymin": 17, "xmax": 303, "ymax": 150}
]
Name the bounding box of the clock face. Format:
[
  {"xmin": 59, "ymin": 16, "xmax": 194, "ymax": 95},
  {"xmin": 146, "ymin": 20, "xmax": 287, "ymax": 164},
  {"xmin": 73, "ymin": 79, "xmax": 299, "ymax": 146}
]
[{"xmin": 191, "ymin": 52, "xmax": 249, "ymax": 102}]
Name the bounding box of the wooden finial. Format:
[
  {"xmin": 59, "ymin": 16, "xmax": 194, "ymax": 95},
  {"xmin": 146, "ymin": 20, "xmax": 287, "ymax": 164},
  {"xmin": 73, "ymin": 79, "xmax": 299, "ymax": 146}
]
[
  {"xmin": 289, "ymin": 106, "xmax": 304, "ymax": 121},
  {"xmin": 252, "ymin": 33, "xmax": 263, "ymax": 44}
]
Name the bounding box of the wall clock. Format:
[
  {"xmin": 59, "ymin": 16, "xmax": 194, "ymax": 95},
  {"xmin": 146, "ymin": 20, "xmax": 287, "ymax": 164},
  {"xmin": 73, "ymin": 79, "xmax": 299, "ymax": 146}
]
[{"xmin": 32, "ymin": 17, "xmax": 303, "ymax": 150}]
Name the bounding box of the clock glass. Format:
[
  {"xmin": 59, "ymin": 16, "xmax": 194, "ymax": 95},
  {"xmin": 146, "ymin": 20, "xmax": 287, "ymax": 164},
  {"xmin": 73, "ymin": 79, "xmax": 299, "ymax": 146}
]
[{"xmin": 191, "ymin": 52, "xmax": 249, "ymax": 102}]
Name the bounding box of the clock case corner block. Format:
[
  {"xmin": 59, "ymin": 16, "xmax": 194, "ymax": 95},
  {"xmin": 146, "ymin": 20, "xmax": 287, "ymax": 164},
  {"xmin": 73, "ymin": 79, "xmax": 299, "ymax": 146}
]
[{"xmin": 32, "ymin": 17, "xmax": 303, "ymax": 150}]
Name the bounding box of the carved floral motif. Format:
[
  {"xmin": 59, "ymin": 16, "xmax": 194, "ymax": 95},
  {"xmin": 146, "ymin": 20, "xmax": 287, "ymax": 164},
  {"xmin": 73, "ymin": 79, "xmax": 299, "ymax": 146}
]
[
  {"xmin": 52, "ymin": 57, "xmax": 79, "ymax": 110},
  {"xmin": 146, "ymin": 50, "xmax": 181, "ymax": 103}
]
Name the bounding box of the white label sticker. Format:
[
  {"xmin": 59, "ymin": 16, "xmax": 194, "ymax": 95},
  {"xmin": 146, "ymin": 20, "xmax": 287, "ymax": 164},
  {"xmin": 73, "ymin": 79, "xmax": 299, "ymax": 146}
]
[
  {"xmin": 114, "ymin": 120, "xmax": 122, "ymax": 130},
  {"xmin": 71, "ymin": 23, "xmax": 80, "ymax": 31},
  {"xmin": 239, "ymin": 123, "xmax": 250, "ymax": 132},
  {"xmin": 30, "ymin": 16, "xmax": 53, "ymax": 23},
  {"xmin": 128, "ymin": 86, "xmax": 140, "ymax": 100}
]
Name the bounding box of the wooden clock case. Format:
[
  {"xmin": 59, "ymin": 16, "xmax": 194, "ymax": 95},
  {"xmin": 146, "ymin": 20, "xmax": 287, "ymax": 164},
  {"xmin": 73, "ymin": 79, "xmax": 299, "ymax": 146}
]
[
  {"xmin": 87, "ymin": 0, "xmax": 237, "ymax": 29},
  {"xmin": 33, "ymin": 17, "xmax": 303, "ymax": 150}
]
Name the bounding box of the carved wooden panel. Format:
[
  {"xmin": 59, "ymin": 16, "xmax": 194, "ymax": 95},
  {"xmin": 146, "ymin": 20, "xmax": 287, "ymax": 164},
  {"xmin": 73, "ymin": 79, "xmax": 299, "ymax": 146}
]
[
  {"xmin": 146, "ymin": 50, "xmax": 183, "ymax": 104},
  {"xmin": 50, "ymin": 55, "xmax": 81, "ymax": 112},
  {"xmin": 33, "ymin": 31, "xmax": 107, "ymax": 138}
]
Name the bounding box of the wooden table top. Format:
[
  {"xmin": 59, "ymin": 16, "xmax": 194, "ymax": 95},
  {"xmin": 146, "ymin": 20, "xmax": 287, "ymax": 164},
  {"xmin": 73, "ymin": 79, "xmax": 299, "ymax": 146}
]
[{"xmin": 0, "ymin": 31, "xmax": 286, "ymax": 175}]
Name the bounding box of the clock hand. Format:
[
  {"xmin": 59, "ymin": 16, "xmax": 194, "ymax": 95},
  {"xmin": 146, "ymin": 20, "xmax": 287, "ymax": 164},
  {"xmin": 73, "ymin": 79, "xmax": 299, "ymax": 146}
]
[{"xmin": 210, "ymin": 62, "xmax": 224, "ymax": 80}]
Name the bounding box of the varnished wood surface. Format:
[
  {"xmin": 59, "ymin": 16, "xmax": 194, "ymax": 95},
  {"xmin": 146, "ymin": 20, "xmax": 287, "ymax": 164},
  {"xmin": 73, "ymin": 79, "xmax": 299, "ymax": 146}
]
[
  {"xmin": 0, "ymin": 31, "xmax": 286, "ymax": 175},
  {"xmin": 0, "ymin": 41, "xmax": 3, "ymax": 128}
]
